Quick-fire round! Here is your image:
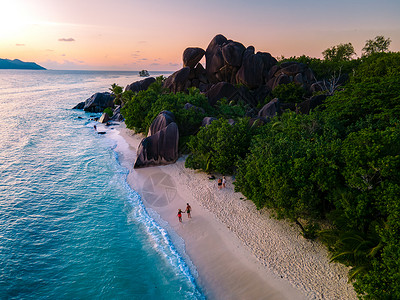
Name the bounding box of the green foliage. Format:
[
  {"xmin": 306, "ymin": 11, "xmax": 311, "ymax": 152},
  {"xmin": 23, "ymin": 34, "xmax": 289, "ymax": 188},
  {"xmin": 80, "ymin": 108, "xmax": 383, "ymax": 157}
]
[
  {"xmin": 279, "ymin": 55, "xmax": 361, "ymax": 81},
  {"xmin": 354, "ymin": 52, "xmax": 400, "ymax": 79},
  {"xmin": 121, "ymin": 87, "xmax": 158, "ymax": 133},
  {"xmin": 321, "ymin": 53, "xmax": 400, "ymax": 136},
  {"xmin": 270, "ymin": 82, "xmax": 305, "ymax": 103},
  {"xmin": 144, "ymin": 89, "xmax": 212, "ymax": 137},
  {"xmin": 215, "ymin": 98, "xmax": 247, "ymax": 119},
  {"xmin": 362, "ymin": 35, "xmax": 392, "ymax": 57},
  {"xmin": 322, "ymin": 43, "xmax": 356, "ymax": 62},
  {"xmin": 185, "ymin": 118, "xmax": 255, "ymax": 174},
  {"xmin": 109, "ymin": 83, "xmax": 123, "ymax": 105},
  {"xmin": 234, "ymin": 52, "xmax": 400, "ymax": 297},
  {"xmin": 235, "ymin": 111, "xmax": 340, "ymax": 220},
  {"xmin": 103, "ymin": 107, "xmax": 113, "ymax": 117},
  {"xmin": 121, "ymin": 80, "xmax": 212, "ymax": 136}
]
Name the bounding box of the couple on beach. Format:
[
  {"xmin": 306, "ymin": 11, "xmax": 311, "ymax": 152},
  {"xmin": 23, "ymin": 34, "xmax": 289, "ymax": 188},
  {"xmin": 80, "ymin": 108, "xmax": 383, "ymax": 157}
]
[
  {"xmin": 217, "ymin": 176, "xmax": 226, "ymax": 189},
  {"xmin": 177, "ymin": 203, "xmax": 191, "ymax": 222}
]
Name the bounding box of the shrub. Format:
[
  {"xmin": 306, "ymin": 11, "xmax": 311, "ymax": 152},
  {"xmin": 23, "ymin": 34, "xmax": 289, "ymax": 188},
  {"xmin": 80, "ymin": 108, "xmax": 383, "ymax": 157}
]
[
  {"xmin": 103, "ymin": 107, "xmax": 113, "ymax": 117},
  {"xmin": 185, "ymin": 118, "xmax": 255, "ymax": 174}
]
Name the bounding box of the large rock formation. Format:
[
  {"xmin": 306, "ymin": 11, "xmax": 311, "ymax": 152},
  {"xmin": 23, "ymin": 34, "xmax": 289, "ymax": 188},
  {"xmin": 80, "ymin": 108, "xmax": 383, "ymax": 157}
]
[
  {"xmin": 148, "ymin": 110, "xmax": 176, "ymax": 136},
  {"xmin": 125, "ymin": 77, "xmax": 156, "ymax": 92},
  {"xmin": 258, "ymin": 98, "xmax": 281, "ymax": 119},
  {"xmin": 205, "ymin": 34, "xmax": 228, "ymax": 83},
  {"xmin": 161, "ymin": 34, "xmax": 325, "ymax": 111},
  {"xmin": 267, "ymin": 61, "xmax": 314, "ymax": 91},
  {"xmin": 163, "ymin": 67, "xmax": 191, "ymax": 93},
  {"xmin": 205, "ymin": 82, "xmax": 238, "ymax": 106},
  {"xmin": 204, "ymin": 35, "xmax": 277, "ymax": 88},
  {"xmin": 134, "ymin": 122, "xmax": 179, "ymax": 168},
  {"xmin": 183, "ymin": 47, "xmax": 205, "ymax": 68},
  {"xmin": 134, "ymin": 111, "xmax": 179, "ymax": 168},
  {"xmin": 82, "ymin": 92, "xmax": 115, "ymax": 113},
  {"xmin": 236, "ymin": 47, "xmax": 265, "ymax": 89}
]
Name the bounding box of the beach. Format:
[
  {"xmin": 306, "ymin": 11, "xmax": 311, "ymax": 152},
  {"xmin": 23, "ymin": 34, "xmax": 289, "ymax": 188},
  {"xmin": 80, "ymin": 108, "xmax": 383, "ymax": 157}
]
[{"xmin": 112, "ymin": 122, "xmax": 357, "ymax": 300}]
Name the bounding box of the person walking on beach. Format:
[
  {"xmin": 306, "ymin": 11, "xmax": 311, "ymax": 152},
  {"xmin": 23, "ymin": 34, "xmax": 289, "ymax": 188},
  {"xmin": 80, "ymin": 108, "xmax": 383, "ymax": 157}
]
[
  {"xmin": 217, "ymin": 178, "xmax": 222, "ymax": 189},
  {"xmin": 222, "ymin": 176, "xmax": 226, "ymax": 188},
  {"xmin": 186, "ymin": 203, "xmax": 192, "ymax": 218},
  {"xmin": 177, "ymin": 209, "xmax": 183, "ymax": 223}
]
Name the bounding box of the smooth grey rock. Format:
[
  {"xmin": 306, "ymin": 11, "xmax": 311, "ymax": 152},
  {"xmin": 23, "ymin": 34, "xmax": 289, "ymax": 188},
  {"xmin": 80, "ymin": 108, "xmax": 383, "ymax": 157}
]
[
  {"xmin": 125, "ymin": 77, "xmax": 156, "ymax": 92},
  {"xmin": 163, "ymin": 67, "xmax": 191, "ymax": 93},
  {"xmin": 183, "ymin": 47, "xmax": 205, "ymax": 69},
  {"xmin": 73, "ymin": 102, "xmax": 85, "ymax": 109},
  {"xmin": 148, "ymin": 111, "xmax": 176, "ymax": 136},
  {"xmin": 205, "ymin": 82, "xmax": 238, "ymax": 106},
  {"xmin": 134, "ymin": 122, "xmax": 179, "ymax": 168},
  {"xmin": 258, "ymin": 98, "xmax": 280, "ymax": 119},
  {"xmin": 83, "ymin": 92, "xmax": 115, "ymax": 113},
  {"xmin": 202, "ymin": 117, "xmax": 217, "ymax": 127},
  {"xmin": 99, "ymin": 113, "xmax": 110, "ymax": 123}
]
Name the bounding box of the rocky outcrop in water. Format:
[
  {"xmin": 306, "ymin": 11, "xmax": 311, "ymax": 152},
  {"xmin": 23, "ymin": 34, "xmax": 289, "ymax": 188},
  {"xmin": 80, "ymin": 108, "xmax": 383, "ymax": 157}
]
[
  {"xmin": 99, "ymin": 113, "xmax": 109, "ymax": 123},
  {"xmin": 77, "ymin": 92, "xmax": 115, "ymax": 113}
]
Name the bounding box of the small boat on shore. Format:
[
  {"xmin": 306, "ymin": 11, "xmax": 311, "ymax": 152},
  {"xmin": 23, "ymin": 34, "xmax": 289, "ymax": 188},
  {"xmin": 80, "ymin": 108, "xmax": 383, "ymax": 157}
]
[{"xmin": 139, "ymin": 70, "xmax": 150, "ymax": 77}]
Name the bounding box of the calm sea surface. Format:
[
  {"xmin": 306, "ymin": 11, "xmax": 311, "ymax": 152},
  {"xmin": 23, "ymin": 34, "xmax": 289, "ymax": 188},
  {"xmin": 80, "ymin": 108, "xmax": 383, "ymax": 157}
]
[{"xmin": 0, "ymin": 70, "xmax": 204, "ymax": 299}]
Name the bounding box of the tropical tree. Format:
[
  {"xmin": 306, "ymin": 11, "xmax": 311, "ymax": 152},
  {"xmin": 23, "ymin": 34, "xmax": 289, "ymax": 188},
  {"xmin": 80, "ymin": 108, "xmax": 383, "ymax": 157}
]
[
  {"xmin": 322, "ymin": 43, "xmax": 356, "ymax": 62},
  {"xmin": 362, "ymin": 35, "xmax": 391, "ymax": 57},
  {"xmin": 185, "ymin": 118, "xmax": 255, "ymax": 174}
]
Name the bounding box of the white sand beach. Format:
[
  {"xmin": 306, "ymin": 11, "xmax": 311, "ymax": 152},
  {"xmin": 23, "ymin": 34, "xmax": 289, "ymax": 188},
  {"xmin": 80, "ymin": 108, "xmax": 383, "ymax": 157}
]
[{"xmin": 108, "ymin": 122, "xmax": 357, "ymax": 300}]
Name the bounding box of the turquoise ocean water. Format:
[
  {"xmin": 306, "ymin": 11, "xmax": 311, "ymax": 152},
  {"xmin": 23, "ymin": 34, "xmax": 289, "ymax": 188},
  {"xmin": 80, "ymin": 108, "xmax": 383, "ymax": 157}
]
[{"xmin": 0, "ymin": 70, "xmax": 204, "ymax": 299}]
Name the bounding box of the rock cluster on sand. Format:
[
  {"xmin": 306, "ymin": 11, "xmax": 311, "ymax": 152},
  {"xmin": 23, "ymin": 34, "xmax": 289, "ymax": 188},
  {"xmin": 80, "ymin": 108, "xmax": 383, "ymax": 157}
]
[{"xmin": 134, "ymin": 111, "xmax": 179, "ymax": 168}]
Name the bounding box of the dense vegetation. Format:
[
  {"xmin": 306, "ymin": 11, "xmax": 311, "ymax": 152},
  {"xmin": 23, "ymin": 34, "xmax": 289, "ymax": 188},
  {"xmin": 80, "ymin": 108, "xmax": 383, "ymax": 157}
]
[
  {"xmin": 119, "ymin": 78, "xmax": 213, "ymax": 138},
  {"xmin": 235, "ymin": 52, "xmax": 400, "ymax": 298},
  {"xmin": 118, "ymin": 37, "xmax": 399, "ymax": 298}
]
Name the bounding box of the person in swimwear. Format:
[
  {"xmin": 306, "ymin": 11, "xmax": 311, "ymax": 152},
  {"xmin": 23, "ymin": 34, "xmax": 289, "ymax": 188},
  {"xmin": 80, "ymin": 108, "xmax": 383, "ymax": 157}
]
[
  {"xmin": 186, "ymin": 203, "xmax": 192, "ymax": 218},
  {"xmin": 177, "ymin": 209, "xmax": 183, "ymax": 222},
  {"xmin": 217, "ymin": 178, "xmax": 222, "ymax": 189}
]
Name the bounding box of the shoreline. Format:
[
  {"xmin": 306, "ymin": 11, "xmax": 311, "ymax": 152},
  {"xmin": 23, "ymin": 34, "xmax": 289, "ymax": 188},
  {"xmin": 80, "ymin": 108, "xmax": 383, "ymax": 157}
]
[{"xmin": 108, "ymin": 122, "xmax": 357, "ymax": 300}]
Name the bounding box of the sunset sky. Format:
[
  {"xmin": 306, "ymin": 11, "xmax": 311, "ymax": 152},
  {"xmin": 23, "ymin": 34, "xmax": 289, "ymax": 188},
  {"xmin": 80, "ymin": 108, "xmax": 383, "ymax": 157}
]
[{"xmin": 1, "ymin": 0, "xmax": 399, "ymax": 71}]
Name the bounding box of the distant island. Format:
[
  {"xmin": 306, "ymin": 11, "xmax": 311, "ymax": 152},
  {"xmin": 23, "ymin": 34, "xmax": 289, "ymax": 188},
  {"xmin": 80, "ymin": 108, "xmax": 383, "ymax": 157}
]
[{"xmin": 0, "ymin": 58, "xmax": 46, "ymax": 70}]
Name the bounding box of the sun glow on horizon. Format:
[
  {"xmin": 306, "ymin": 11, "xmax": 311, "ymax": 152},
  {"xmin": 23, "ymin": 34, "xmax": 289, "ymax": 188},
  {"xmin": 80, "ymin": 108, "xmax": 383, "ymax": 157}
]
[
  {"xmin": 0, "ymin": 1, "xmax": 34, "ymax": 39},
  {"xmin": 0, "ymin": 0, "xmax": 399, "ymax": 70}
]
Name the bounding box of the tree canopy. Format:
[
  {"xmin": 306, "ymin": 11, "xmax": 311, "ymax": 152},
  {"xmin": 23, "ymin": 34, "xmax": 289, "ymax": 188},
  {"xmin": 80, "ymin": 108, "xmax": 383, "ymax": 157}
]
[
  {"xmin": 322, "ymin": 42, "xmax": 356, "ymax": 62},
  {"xmin": 362, "ymin": 35, "xmax": 391, "ymax": 57}
]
